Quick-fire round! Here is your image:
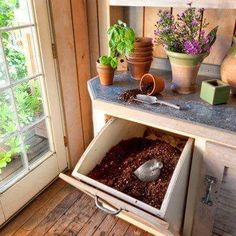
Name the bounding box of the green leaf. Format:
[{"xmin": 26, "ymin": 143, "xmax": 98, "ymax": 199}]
[
  {"xmin": 99, "ymin": 55, "xmax": 111, "ymax": 65},
  {"xmin": 106, "ymin": 20, "xmax": 136, "ymax": 58},
  {"xmin": 110, "ymin": 57, "xmax": 118, "ymax": 69}
]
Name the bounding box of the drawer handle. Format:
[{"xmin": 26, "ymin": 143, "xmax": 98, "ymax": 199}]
[
  {"xmin": 95, "ymin": 196, "xmax": 122, "ymax": 215},
  {"xmin": 201, "ymin": 175, "xmax": 217, "ymax": 206}
]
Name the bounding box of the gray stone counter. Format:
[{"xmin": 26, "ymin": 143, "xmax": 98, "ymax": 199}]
[{"xmin": 88, "ymin": 70, "xmax": 236, "ymax": 134}]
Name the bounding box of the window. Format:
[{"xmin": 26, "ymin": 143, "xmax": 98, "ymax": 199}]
[{"xmin": 0, "ymin": 0, "xmax": 53, "ymax": 192}]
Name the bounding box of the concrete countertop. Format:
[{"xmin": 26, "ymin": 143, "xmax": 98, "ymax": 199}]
[{"xmin": 88, "ymin": 69, "xmax": 236, "ymax": 134}]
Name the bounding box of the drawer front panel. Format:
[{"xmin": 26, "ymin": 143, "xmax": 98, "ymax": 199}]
[
  {"xmin": 192, "ymin": 142, "xmax": 236, "ymax": 236},
  {"xmin": 59, "ymin": 173, "xmax": 176, "ymax": 236}
]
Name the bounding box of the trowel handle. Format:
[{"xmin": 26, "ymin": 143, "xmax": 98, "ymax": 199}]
[{"xmin": 157, "ymin": 100, "xmax": 181, "ymax": 110}]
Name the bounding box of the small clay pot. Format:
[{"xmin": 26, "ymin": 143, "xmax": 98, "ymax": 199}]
[
  {"xmin": 140, "ymin": 73, "xmax": 165, "ymax": 95},
  {"xmin": 134, "ymin": 46, "xmax": 153, "ymax": 53},
  {"xmin": 127, "ymin": 59, "xmax": 152, "ymax": 80},
  {"xmin": 96, "ymin": 61, "xmax": 115, "ymax": 86},
  {"xmin": 126, "ymin": 55, "xmax": 153, "ymax": 62},
  {"xmin": 129, "ymin": 50, "xmax": 153, "ymax": 58},
  {"xmin": 134, "ymin": 37, "xmax": 153, "ymax": 48}
]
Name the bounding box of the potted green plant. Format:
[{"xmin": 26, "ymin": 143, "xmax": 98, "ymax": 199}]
[
  {"xmin": 97, "ymin": 20, "xmax": 136, "ymax": 86},
  {"xmin": 154, "ymin": 5, "xmax": 218, "ymax": 94}
]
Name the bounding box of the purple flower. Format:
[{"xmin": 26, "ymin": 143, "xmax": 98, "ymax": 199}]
[
  {"xmin": 184, "ymin": 40, "xmax": 202, "ymax": 55},
  {"xmin": 191, "ymin": 20, "xmax": 198, "ymax": 27}
]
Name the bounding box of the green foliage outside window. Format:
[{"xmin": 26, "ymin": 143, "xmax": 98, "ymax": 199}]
[{"xmin": 0, "ymin": 0, "xmax": 42, "ymax": 173}]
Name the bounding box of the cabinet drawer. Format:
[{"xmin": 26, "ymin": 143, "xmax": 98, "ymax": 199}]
[{"xmin": 68, "ymin": 118, "xmax": 193, "ymax": 234}]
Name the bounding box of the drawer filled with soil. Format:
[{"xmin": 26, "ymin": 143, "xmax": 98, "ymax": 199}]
[
  {"xmin": 72, "ymin": 118, "xmax": 193, "ymax": 232},
  {"xmin": 88, "ymin": 135, "xmax": 181, "ymax": 209}
]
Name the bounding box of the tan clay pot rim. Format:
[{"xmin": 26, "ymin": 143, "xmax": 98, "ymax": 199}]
[
  {"xmin": 135, "ymin": 37, "xmax": 153, "ymax": 43},
  {"xmin": 127, "ymin": 59, "xmax": 153, "ymax": 65},
  {"xmin": 165, "ymin": 49, "xmax": 209, "ymax": 59},
  {"xmin": 130, "ymin": 50, "xmax": 153, "ymax": 56},
  {"xmin": 134, "ymin": 46, "xmax": 154, "ymax": 51},
  {"xmin": 96, "ymin": 61, "xmax": 116, "ymax": 69},
  {"xmin": 140, "ymin": 73, "xmax": 155, "ymax": 95},
  {"xmin": 126, "ymin": 55, "xmax": 153, "ymax": 60}
]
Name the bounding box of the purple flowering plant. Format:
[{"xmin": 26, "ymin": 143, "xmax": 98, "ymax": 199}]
[{"xmin": 154, "ymin": 6, "xmax": 218, "ymax": 55}]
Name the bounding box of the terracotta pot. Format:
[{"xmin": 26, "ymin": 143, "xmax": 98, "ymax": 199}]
[
  {"xmin": 134, "ymin": 46, "xmax": 153, "ymax": 53},
  {"xmin": 127, "ymin": 59, "xmax": 153, "ymax": 80},
  {"xmin": 129, "ymin": 50, "xmax": 153, "ymax": 58},
  {"xmin": 166, "ymin": 50, "xmax": 209, "ymax": 94},
  {"xmin": 140, "ymin": 73, "xmax": 165, "ymax": 95},
  {"xmin": 221, "ymin": 36, "xmax": 236, "ymax": 94},
  {"xmin": 126, "ymin": 55, "xmax": 153, "ymax": 62},
  {"xmin": 134, "ymin": 37, "xmax": 153, "ymax": 48},
  {"xmin": 96, "ymin": 61, "xmax": 115, "ymax": 86}
]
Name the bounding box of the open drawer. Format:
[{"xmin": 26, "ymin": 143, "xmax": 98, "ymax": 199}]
[{"xmin": 62, "ymin": 118, "xmax": 194, "ymax": 235}]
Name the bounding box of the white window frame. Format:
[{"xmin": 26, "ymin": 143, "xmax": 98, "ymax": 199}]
[{"xmin": 0, "ymin": 0, "xmax": 68, "ymax": 223}]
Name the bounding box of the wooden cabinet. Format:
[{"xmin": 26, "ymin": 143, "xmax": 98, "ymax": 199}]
[{"xmin": 192, "ymin": 142, "xmax": 236, "ymax": 236}]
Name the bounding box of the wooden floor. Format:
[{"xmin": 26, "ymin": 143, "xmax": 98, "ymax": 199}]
[{"xmin": 0, "ymin": 178, "xmax": 152, "ymax": 236}]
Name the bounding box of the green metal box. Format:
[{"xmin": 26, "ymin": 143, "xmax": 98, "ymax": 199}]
[{"xmin": 200, "ymin": 79, "xmax": 230, "ymax": 105}]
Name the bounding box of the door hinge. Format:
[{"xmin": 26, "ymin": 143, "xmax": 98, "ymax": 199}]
[
  {"xmin": 64, "ymin": 136, "xmax": 68, "ymax": 147},
  {"xmin": 52, "ymin": 43, "xmax": 57, "ymax": 59}
]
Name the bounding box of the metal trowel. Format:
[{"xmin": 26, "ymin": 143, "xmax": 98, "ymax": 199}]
[
  {"xmin": 134, "ymin": 94, "xmax": 181, "ymax": 110},
  {"xmin": 134, "ymin": 159, "xmax": 163, "ymax": 182}
]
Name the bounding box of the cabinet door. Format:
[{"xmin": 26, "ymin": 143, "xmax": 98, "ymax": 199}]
[{"xmin": 192, "ymin": 142, "xmax": 236, "ymax": 236}]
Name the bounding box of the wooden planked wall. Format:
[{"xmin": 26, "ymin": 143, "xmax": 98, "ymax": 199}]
[
  {"xmin": 50, "ymin": 0, "xmax": 93, "ymax": 168},
  {"xmin": 88, "ymin": 0, "xmax": 236, "ymax": 67}
]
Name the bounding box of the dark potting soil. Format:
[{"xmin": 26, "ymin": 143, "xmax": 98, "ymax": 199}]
[
  {"xmin": 118, "ymin": 89, "xmax": 143, "ymax": 104},
  {"xmin": 88, "ymin": 137, "xmax": 181, "ymax": 209},
  {"xmin": 118, "ymin": 84, "xmax": 154, "ymax": 104},
  {"xmin": 141, "ymin": 82, "xmax": 154, "ymax": 94}
]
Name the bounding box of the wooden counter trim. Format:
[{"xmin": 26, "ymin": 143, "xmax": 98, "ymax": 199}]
[{"xmin": 90, "ymin": 97, "xmax": 236, "ymax": 148}]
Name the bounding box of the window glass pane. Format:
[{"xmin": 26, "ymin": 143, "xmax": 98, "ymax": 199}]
[
  {"xmin": 0, "ymin": 89, "xmax": 17, "ymax": 138},
  {"xmin": 13, "ymin": 78, "xmax": 44, "ymax": 127},
  {"xmin": 0, "ymin": 0, "xmax": 31, "ymax": 28},
  {"xmin": 0, "ymin": 42, "xmax": 9, "ymax": 88},
  {"xmin": 2, "ymin": 27, "xmax": 40, "ymax": 81},
  {"xmin": 23, "ymin": 120, "xmax": 50, "ymax": 164},
  {"xmin": 0, "ymin": 136, "xmax": 24, "ymax": 184}
]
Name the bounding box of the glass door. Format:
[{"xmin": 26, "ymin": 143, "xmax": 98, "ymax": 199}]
[{"xmin": 0, "ymin": 0, "xmax": 67, "ymax": 223}]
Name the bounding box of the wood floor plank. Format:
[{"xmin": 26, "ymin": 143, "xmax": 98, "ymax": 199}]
[
  {"xmin": 108, "ymin": 219, "xmax": 130, "ymax": 236},
  {"xmin": 124, "ymin": 224, "xmax": 153, "ymax": 236},
  {"xmin": 45, "ymin": 194, "xmax": 96, "ymax": 236},
  {"xmin": 0, "ymin": 178, "xmax": 66, "ymax": 236},
  {"xmin": 60, "ymin": 195, "xmax": 98, "ymax": 236},
  {"xmin": 92, "ymin": 214, "xmax": 119, "ymax": 236},
  {"xmin": 13, "ymin": 184, "xmax": 76, "ymax": 236},
  {"xmin": 77, "ymin": 209, "xmax": 107, "ymax": 236},
  {"xmin": 2, "ymin": 180, "xmax": 152, "ymax": 236},
  {"xmin": 28, "ymin": 190, "xmax": 82, "ymax": 236}
]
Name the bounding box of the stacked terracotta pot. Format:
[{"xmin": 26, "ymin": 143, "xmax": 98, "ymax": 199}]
[{"xmin": 127, "ymin": 37, "xmax": 153, "ymax": 80}]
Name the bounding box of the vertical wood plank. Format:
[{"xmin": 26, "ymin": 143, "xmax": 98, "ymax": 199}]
[
  {"xmin": 97, "ymin": 0, "xmax": 110, "ymax": 55},
  {"xmin": 50, "ymin": 0, "xmax": 85, "ymax": 168},
  {"xmin": 144, "ymin": 7, "xmax": 171, "ymax": 58},
  {"xmin": 203, "ymin": 9, "xmax": 236, "ymax": 65},
  {"xmin": 87, "ymin": 0, "xmax": 100, "ymax": 76},
  {"xmin": 71, "ymin": 0, "xmax": 93, "ymax": 149},
  {"xmin": 124, "ymin": 7, "xmax": 144, "ymax": 37},
  {"xmin": 110, "ymin": 6, "xmax": 125, "ymax": 25}
]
